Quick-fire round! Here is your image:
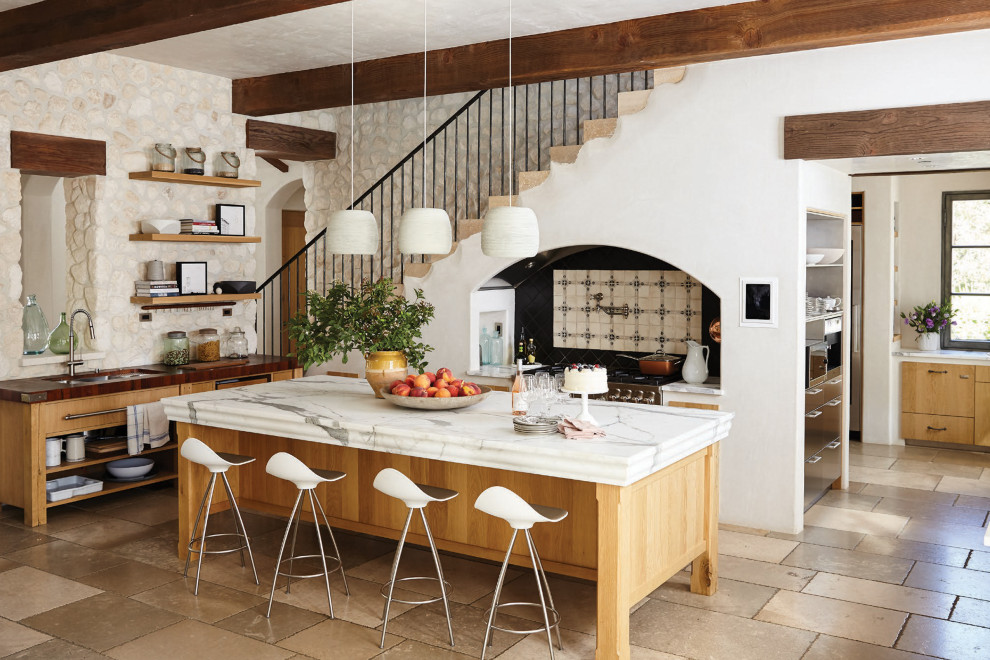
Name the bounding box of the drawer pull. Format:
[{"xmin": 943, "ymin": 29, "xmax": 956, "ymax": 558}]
[
  {"xmin": 806, "ymin": 388, "xmax": 822, "ymax": 395},
  {"xmin": 807, "ymin": 455, "xmax": 822, "ymax": 464},
  {"xmin": 827, "ymin": 441, "xmax": 841, "ymax": 449},
  {"xmin": 926, "ymin": 426, "xmax": 947, "ymax": 432},
  {"xmin": 826, "ymin": 399, "xmax": 842, "ymax": 406},
  {"xmin": 806, "ymin": 410, "xmax": 823, "ymax": 418},
  {"xmin": 827, "ymin": 377, "xmax": 842, "ymax": 385},
  {"xmin": 63, "ymin": 407, "xmax": 127, "ymax": 421},
  {"xmin": 928, "ymin": 370, "xmax": 948, "ymax": 374},
  {"xmin": 960, "ymin": 375, "xmax": 970, "ymax": 379}
]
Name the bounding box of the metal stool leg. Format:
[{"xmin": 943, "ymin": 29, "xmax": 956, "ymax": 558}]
[
  {"xmin": 313, "ymin": 491, "xmax": 349, "ymax": 596},
  {"xmin": 183, "ymin": 473, "xmax": 212, "ymax": 579},
  {"xmin": 285, "ymin": 489, "xmax": 305, "ymax": 594},
  {"xmin": 481, "ymin": 529, "xmax": 518, "ymax": 660},
  {"xmin": 307, "ymin": 489, "xmax": 335, "ymax": 619},
  {"xmin": 221, "ymin": 472, "xmax": 259, "ymax": 585},
  {"xmin": 380, "ymin": 508, "xmax": 414, "ymax": 649},
  {"xmin": 530, "ymin": 535, "xmax": 563, "ymax": 651},
  {"xmin": 266, "ymin": 490, "xmax": 303, "ymax": 617},
  {"xmin": 191, "ymin": 473, "xmax": 217, "ymax": 596},
  {"xmin": 419, "ymin": 508, "xmax": 455, "ymax": 647},
  {"xmin": 525, "ymin": 530, "xmax": 556, "ymax": 660}
]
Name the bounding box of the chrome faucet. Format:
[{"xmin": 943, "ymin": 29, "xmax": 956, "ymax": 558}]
[{"xmin": 67, "ymin": 309, "xmax": 96, "ymax": 377}]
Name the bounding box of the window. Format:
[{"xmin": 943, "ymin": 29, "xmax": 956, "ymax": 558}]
[{"xmin": 942, "ymin": 191, "xmax": 990, "ymax": 349}]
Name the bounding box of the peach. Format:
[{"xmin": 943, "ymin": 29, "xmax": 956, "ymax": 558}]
[
  {"xmin": 391, "ymin": 383, "xmax": 411, "ymax": 396},
  {"xmin": 449, "ymin": 378, "xmax": 464, "ymax": 390},
  {"xmin": 424, "ymin": 371, "xmax": 437, "ymax": 384},
  {"xmin": 410, "ymin": 386, "xmax": 429, "ymax": 398},
  {"xmin": 447, "ymin": 385, "xmax": 459, "ymax": 397},
  {"xmin": 405, "ymin": 374, "xmax": 417, "ymax": 386},
  {"xmin": 426, "ymin": 386, "xmax": 439, "ymax": 396},
  {"xmin": 436, "ymin": 367, "xmax": 453, "ymax": 383},
  {"xmin": 413, "ymin": 373, "xmax": 432, "ymax": 389},
  {"xmin": 389, "ymin": 379, "xmax": 405, "ymax": 391},
  {"xmin": 434, "ymin": 388, "xmax": 452, "ymax": 398},
  {"xmin": 460, "ymin": 385, "xmax": 476, "ymax": 397}
]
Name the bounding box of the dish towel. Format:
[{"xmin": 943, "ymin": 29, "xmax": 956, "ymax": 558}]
[
  {"xmin": 557, "ymin": 418, "xmax": 606, "ymax": 440},
  {"xmin": 126, "ymin": 402, "xmax": 170, "ymax": 455}
]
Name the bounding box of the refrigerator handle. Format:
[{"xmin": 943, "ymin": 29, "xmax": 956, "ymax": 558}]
[{"xmin": 852, "ymin": 304, "xmax": 861, "ymax": 353}]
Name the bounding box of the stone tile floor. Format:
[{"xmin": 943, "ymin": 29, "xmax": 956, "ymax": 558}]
[{"xmin": 2, "ymin": 441, "xmax": 990, "ymax": 658}]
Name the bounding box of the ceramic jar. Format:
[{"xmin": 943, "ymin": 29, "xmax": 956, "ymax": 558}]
[{"xmin": 365, "ymin": 351, "xmax": 408, "ymax": 399}]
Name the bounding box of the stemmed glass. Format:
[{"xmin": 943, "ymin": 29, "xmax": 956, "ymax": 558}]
[{"xmin": 521, "ymin": 375, "xmax": 541, "ymax": 418}]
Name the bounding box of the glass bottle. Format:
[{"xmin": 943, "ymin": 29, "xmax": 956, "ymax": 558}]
[
  {"xmin": 48, "ymin": 312, "xmax": 76, "ymax": 355},
  {"xmin": 195, "ymin": 328, "xmax": 221, "ymax": 362},
  {"xmin": 480, "ymin": 327, "xmax": 492, "ymax": 366},
  {"xmin": 511, "ymin": 359, "xmax": 528, "ymax": 416},
  {"xmin": 227, "ymin": 327, "xmax": 249, "ymax": 358},
  {"xmin": 22, "ymin": 294, "xmax": 49, "ymax": 355},
  {"xmin": 526, "ymin": 338, "xmax": 537, "ymax": 365},
  {"xmin": 163, "ymin": 331, "xmax": 189, "ymax": 366},
  {"xmin": 490, "ymin": 328, "xmax": 504, "ymax": 366}
]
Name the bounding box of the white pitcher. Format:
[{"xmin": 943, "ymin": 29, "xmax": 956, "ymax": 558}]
[{"xmin": 682, "ymin": 340, "xmax": 710, "ymax": 385}]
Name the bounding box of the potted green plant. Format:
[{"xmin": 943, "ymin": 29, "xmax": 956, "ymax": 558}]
[
  {"xmin": 900, "ymin": 300, "xmax": 956, "ymax": 351},
  {"xmin": 287, "ymin": 278, "xmax": 435, "ymax": 397}
]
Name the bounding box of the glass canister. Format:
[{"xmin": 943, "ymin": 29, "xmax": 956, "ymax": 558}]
[
  {"xmin": 227, "ymin": 327, "xmax": 248, "ymax": 358},
  {"xmin": 195, "ymin": 328, "xmax": 221, "ymax": 362},
  {"xmin": 22, "ymin": 294, "xmax": 49, "ymax": 355},
  {"xmin": 151, "ymin": 143, "xmax": 176, "ymax": 172},
  {"xmin": 181, "ymin": 147, "xmax": 206, "ymax": 175},
  {"xmin": 163, "ymin": 330, "xmax": 190, "ymax": 366},
  {"xmin": 215, "ymin": 151, "xmax": 240, "ymax": 178}
]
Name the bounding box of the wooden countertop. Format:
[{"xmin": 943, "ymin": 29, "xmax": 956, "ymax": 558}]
[{"xmin": 0, "ymin": 354, "xmax": 297, "ymax": 403}]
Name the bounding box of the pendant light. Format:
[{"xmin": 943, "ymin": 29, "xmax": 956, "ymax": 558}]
[
  {"xmin": 481, "ymin": 0, "xmax": 539, "ymax": 259},
  {"xmin": 326, "ymin": 1, "xmax": 379, "ymax": 255},
  {"xmin": 397, "ymin": 0, "xmax": 453, "ymax": 255}
]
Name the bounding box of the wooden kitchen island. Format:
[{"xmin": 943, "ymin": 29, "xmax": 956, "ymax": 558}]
[{"xmin": 163, "ymin": 376, "xmax": 732, "ymax": 660}]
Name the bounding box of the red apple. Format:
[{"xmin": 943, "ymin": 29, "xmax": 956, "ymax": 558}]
[{"xmin": 410, "ymin": 387, "xmax": 429, "ymax": 398}]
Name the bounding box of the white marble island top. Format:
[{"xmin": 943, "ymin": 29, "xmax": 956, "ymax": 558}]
[{"xmin": 163, "ymin": 376, "xmax": 733, "ymax": 487}]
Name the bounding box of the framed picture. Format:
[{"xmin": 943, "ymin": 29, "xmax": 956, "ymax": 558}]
[
  {"xmin": 176, "ymin": 261, "xmax": 208, "ymax": 295},
  {"xmin": 216, "ymin": 203, "xmax": 245, "ymax": 236},
  {"xmin": 740, "ymin": 277, "xmax": 778, "ymax": 328}
]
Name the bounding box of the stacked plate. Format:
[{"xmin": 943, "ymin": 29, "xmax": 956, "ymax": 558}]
[{"xmin": 513, "ymin": 415, "xmax": 562, "ymax": 435}]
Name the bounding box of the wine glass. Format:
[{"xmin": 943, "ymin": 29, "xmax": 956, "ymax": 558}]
[{"xmin": 521, "ymin": 374, "xmax": 540, "ymax": 418}]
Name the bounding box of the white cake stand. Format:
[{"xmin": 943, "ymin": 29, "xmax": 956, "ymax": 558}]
[{"xmin": 561, "ymin": 387, "xmax": 608, "ymax": 426}]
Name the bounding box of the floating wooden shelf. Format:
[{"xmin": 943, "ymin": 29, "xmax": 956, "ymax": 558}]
[
  {"xmin": 128, "ymin": 171, "xmax": 261, "ymax": 188},
  {"xmin": 129, "ymin": 233, "xmax": 260, "ymax": 243},
  {"xmin": 131, "ymin": 293, "xmax": 261, "ymax": 305}
]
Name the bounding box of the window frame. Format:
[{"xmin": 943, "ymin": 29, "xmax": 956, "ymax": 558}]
[{"xmin": 941, "ymin": 190, "xmax": 990, "ymax": 350}]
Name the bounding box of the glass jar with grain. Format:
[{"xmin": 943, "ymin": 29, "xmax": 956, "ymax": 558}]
[
  {"xmin": 195, "ymin": 328, "xmax": 221, "ymax": 362},
  {"xmin": 163, "ymin": 331, "xmax": 189, "ymax": 366}
]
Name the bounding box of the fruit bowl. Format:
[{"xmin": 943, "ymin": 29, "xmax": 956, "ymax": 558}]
[
  {"xmin": 379, "ymin": 386, "xmax": 492, "ymax": 410},
  {"xmin": 106, "ymin": 457, "xmax": 155, "ymax": 478}
]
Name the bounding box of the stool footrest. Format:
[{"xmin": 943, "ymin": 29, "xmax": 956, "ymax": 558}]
[
  {"xmin": 485, "ymin": 602, "xmax": 561, "ymax": 635},
  {"xmin": 276, "ymin": 553, "xmax": 344, "ymax": 580},
  {"xmin": 380, "ymin": 576, "xmax": 453, "ymax": 605},
  {"xmin": 187, "ymin": 532, "xmax": 250, "ymax": 556}
]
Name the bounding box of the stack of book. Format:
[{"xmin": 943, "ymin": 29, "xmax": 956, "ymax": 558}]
[
  {"xmin": 180, "ymin": 219, "xmax": 219, "ymax": 235},
  {"xmin": 135, "ymin": 280, "xmax": 180, "ymax": 297}
]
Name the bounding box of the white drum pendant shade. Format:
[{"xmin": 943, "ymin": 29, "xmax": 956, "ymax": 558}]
[
  {"xmin": 481, "ymin": 205, "xmax": 539, "ymax": 258},
  {"xmin": 398, "ymin": 207, "xmax": 452, "ymax": 254},
  {"xmin": 326, "ymin": 209, "xmax": 378, "ymax": 255}
]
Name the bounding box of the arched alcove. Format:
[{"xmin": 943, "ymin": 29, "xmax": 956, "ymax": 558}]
[{"xmin": 20, "ymin": 174, "xmax": 67, "ymax": 321}]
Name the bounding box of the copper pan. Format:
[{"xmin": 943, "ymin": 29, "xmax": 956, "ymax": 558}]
[{"xmin": 615, "ymin": 352, "xmax": 683, "ymax": 376}]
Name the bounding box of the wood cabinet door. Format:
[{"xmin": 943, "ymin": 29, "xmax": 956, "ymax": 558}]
[
  {"xmin": 901, "ymin": 363, "xmax": 974, "ymax": 417},
  {"xmin": 901, "ymin": 412, "xmax": 974, "ymax": 445},
  {"xmin": 977, "ymin": 383, "xmax": 990, "ymax": 447}
]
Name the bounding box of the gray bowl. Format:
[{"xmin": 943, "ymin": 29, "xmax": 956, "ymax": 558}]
[
  {"xmin": 106, "ymin": 457, "xmax": 155, "ymax": 478},
  {"xmin": 379, "ymin": 385, "xmax": 492, "ymax": 410}
]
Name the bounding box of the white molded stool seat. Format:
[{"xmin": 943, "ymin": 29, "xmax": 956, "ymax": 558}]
[
  {"xmin": 373, "ymin": 468, "xmax": 457, "ymax": 649},
  {"xmin": 264, "ymin": 452, "xmax": 348, "ymax": 619},
  {"xmin": 475, "ymin": 486, "xmax": 566, "ymax": 659},
  {"xmin": 180, "ymin": 437, "xmax": 259, "ymax": 596}
]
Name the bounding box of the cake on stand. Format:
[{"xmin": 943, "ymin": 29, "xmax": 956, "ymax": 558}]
[{"xmin": 561, "ymin": 364, "xmax": 608, "ymax": 426}]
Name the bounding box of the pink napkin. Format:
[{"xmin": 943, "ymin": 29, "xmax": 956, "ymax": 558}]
[{"xmin": 557, "ymin": 417, "xmax": 606, "ymax": 440}]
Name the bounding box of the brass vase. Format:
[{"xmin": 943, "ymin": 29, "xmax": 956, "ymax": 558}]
[{"xmin": 365, "ymin": 351, "xmax": 408, "ymax": 398}]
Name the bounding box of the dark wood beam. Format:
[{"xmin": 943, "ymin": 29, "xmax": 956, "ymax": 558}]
[
  {"xmin": 233, "ymin": 0, "xmax": 990, "ymax": 116},
  {"xmin": 10, "ymin": 131, "xmax": 106, "ymax": 177},
  {"xmin": 246, "ymin": 119, "xmax": 336, "ymax": 161},
  {"xmin": 0, "ymin": 0, "xmax": 349, "ymax": 73},
  {"xmin": 784, "ymin": 101, "xmax": 990, "ymax": 160},
  {"xmin": 261, "ymin": 156, "xmax": 290, "ymax": 172}
]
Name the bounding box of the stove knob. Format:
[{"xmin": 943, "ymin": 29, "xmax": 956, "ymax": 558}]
[
  {"xmin": 632, "ymin": 393, "xmax": 644, "ymax": 404},
  {"xmin": 621, "ymin": 389, "xmax": 633, "ymax": 402},
  {"xmin": 644, "ymin": 393, "xmax": 657, "ymax": 405}
]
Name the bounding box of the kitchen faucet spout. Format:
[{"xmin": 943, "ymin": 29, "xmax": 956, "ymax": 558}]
[{"xmin": 67, "ymin": 309, "xmax": 96, "ymax": 378}]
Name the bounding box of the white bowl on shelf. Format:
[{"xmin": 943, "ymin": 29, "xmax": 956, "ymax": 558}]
[
  {"xmin": 141, "ymin": 219, "xmax": 181, "ymax": 234},
  {"xmin": 106, "ymin": 457, "xmax": 154, "ymax": 478},
  {"xmin": 806, "ymin": 253, "xmax": 825, "ymax": 265},
  {"xmin": 808, "ymin": 248, "xmax": 843, "ymax": 264}
]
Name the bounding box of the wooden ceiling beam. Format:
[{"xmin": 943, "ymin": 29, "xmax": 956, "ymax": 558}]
[
  {"xmin": 10, "ymin": 131, "xmax": 106, "ymax": 178},
  {"xmin": 0, "ymin": 0, "xmax": 349, "ymax": 73},
  {"xmin": 246, "ymin": 119, "xmax": 336, "ymax": 161},
  {"xmin": 233, "ymin": 0, "xmax": 990, "ymax": 116}
]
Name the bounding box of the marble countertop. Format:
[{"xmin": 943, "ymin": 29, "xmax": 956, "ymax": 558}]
[
  {"xmin": 661, "ymin": 378, "xmax": 724, "ymax": 396},
  {"xmin": 893, "ymin": 349, "xmax": 990, "ymax": 363},
  {"xmin": 163, "ymin": 375, "xmax": 733, "ymax": 487}
]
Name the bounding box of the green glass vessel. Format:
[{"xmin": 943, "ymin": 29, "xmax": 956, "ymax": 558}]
[{"xmin": 48, "ymin": 312, "xmax": 76, "ymax": 355}]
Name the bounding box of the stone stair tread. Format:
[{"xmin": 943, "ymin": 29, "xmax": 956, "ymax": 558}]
[
  {"xmin": 518, "ymin": 170, "xmax": 550, "ymax": 191},
  {"xmin": 549, "ymin": 145, "xmax": 582, "ymax": 164},
  {"xmin": 654, "ymin": 66, "xmax": 686, "ymax": 84},
  {"xmin": 583, "ymin": 118, "xmax": 618, "ymax": 142},
  {"xmin": 487, "ymin": 195, "xmax": 519, "ymax": 209},
  {"xmin": 403, "ymin": 262, "xmax": 432, "ymax": 280},
  {"xmin": 618, "ymin": 89, "xmax": 651, "ymax": 116},
  {"xmin": 457, "ymin": 219, "xmax": 484, "ymax": 240}
]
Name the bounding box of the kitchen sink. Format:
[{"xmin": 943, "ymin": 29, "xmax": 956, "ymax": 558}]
[{"xmin": 44, "ymin": 368, "xmax": 163, "ymax": 385}]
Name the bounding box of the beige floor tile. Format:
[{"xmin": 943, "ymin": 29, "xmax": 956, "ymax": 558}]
[
  {"xmin": 0, "ymin": 525, "xmax": 51, "ymax": 556},
  {"xmin": 850, "ymin": 453, "xmax": 897, "ymax": 469},
  {"xmin": 717, "ymin": 522, "xmax": 769, "ymax": 536},
  {"xmin": 851, "ymin": 444, "xmax": 939, "ymax": 460},
  {"xmin": 755, "ymin": 589, "xmax": 906, "ymax": 646},
  {"xmin": 183, "ymin": 548, "xmax": 274, "ymax": 598},
  {"xmin": 899, "ymin": 518, "xmax": 990, "ymax": 551},
  {"xmin": 278, "ymin": 617, "xmax": 403, "ymax": 659},
  {"xmin": 802, "ymin": 571, "xmax": 954, "ymax": 617},
  {"xmin": 384, "ymin": 600, "xmax": 523, "ymax": 658},
  {"xmin": 110, "ymin": 532, "xmax": 187, "ymax": 573},
  {"xmin": 804, "ymin": 505, "xmax": 908, "ymax": 537},
  {"xmin": 849, "ymin": 466, "xmax": 940, "ymax": 491},
  {"xmin": 0, "ymin": 617, "xmax": 51, "ymax": 657},
  {"xmin": 76, "ymin": 559, "xmax": 181, "ymax": 595},
  {"xmin": 854, "ymin": 534, "xmax": 970, "ymax": 567},
  {"xmin": 214, "ymin": 601, "xmax": 326, "ymax": 644},
  {"xmin": 896, "ymin": 615, "xmax": 990, "ymax": 659},
  {"xmin": 107, "ymin": 619, "xmax": 295, "ymax": 660},
  {"xmin": 470, "ymin": 573, "xmax": 597, "ymax": 635},
  {"xmin": 629, "ymin": 599, "xmax": 816, "ymax": 660},
  {"xmin": 630, "ymin": 647, "xmax": 688, "ymax": 659},
  {"xmin": 933, "ymin": 450, "xmax": 990, "ymax": 468},
  {"xmin": 0, "ymin": 566, "xmax": 102, "ymax": 620},
  {"xmin": 966, "ymin": 550, "xmax": 990, "ymax": 572},
  {"xmin": 717, "ymin": 555, "xmax": 816, "ymax": 591},
  {"xmin": 817, "ymin": 489, "xmax": 882, "ymax": 512},
  {"xmin": 52, "ymin": 518, "xmax": 159, "ymax": 551},
  {"xmin": 803, "ymin": 634, "xmax": 935, "ymax": 660},
  {"xmin": 106, "ymin": 493, "xmax": 180, "ymax": 527},
  {"xmin": 904, "ymin": 561, "xmax": 990, "ymax": 599},
  {"xmin": 889, "ymin": 458, "xmax": 984, "ymax": 479},
  {"xmin": 22, "ymin": 592, "xmax": 183, "ymax": 652},
  {"xmin": 131, "ymin": 576, "xmax": 264, "ymax": 623},
  {"xmin": 718, "ymin": 529, "xmax": 798, "ymax": 563},
  {"xmin": 0, "ymin": 557, "xmax": 18, "ymax": 572},
  {"xmin": 272, "ymin": 573, "xmax": 418, "ymax": 626},
  {"xmin": 936, "ymin": 475, "xmax": 990, "ymax": 498},
  {"xmin": 874, "ymin": 496, "xmax": 988, "ymax": 526},
  {"xmin": 768, "ymin": 525, "xmax": 864, "ymax": 549},
  {"xmin": 861, "ymin": 484, "xmax": 958, "ymax": 506},
  {"xmin": 0, "ymin": 508, "xmax": 109, "ymax": 534},
  {"xmin": 950, "ymin": 596, "xmax": 990, "ymax": 627},
  {"xmin": 649, "ymin": 572, "xmax": 776, "ymax": 618},
  {"xmin": 2, "ymin": 639, "xmax": 106, "ymax": 660},
  {"xmin": 781, "ymin": 543, "xmax": 914, "ymax": 584},
  {"xmin": 251, "ymin": 525, "xmax": 394, "ymax": 571},
  {"xmin": 376, "ymin": 639, "xmax": 476, "ymax": 658},
  {"xmin": 5, "ymin": 538, "xmax": 128, "ymax": 579},
  {"xmin": 956, "ymin": 494, "xmax": 990, "ymax": 509}
]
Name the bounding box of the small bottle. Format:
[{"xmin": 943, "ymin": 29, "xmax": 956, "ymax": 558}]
[
  {"xmin": 480, "ymin": 327, "xmax": 492, "ymax": 366},
  {"xmin": 22, "ymin": 294, "xmax": 49, "ymax": 355},
  {"xmin": 511, "ymin": 359, "xmax": 528, "ymax": 416},
  {"xmin": 526, "ymin": 338, "xmax": 537, "ymax": 365},
  {"xmin": 490, "ymin": 328, "xmax": 504, "ymax": 366},
  {"xmin": 517, "ymin": 341, "xmax": 525, "ymax": 361},
  {"xmin": 48, "ymin": 312, "xmax": 76, "ymax": 355}
]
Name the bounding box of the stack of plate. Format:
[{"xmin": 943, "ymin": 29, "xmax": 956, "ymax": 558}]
[{"xmin": 513, "ymin": 415, "xmax": 562, "ymax": 435}]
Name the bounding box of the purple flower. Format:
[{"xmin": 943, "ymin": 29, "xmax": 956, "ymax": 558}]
[
  {"xmin": 932, "ymin": 306, "xmax": 940, "ymax": 313},
  {"xmin": 903, "ymin": 318, "xmax": 910, "ymax": 325},
  {"xmin": 953, "ymin": 321, "xmax": 958, "ymax": 325},
  {"xmin": 926, "ymin": 318, "xmax": 934, "ymax": 329},
  {"xmin": 941, "ymin": 320, "xmax": 947, "ymax": 328}
]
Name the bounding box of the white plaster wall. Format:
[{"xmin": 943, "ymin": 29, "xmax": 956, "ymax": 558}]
[
  {"xmin": 254, "ymin": 158, "xmax": 306, "ymax": 284},
  {"xmin": 20, "ymin": 174, "xmax": 66, "ymax": 320}
]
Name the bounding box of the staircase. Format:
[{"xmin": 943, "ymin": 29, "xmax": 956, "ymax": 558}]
[{"xmin": 258, "ymin": 67, "xmax": 686, "ymax": 356}]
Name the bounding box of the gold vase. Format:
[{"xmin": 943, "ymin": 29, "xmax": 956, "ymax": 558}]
[{"xmin": 365, "ymin": 351, "xmax": 408, "ymax": 398}]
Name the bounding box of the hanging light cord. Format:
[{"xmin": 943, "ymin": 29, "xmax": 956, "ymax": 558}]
[
  {"xmin": 508, "ymin": 0, "xmax": 513, "ymax": 206},
  {"xmin": 423, "ymin": 0, "xmax": 428, "ymax": 203},
  {"xmin": 350, "ymin": 1, "xmax": 355, "ymax": 205}
]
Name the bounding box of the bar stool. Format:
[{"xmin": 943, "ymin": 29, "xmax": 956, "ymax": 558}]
[
  {"xmin": 373, "ymin": 467, "xmax": 457, "ymax": 649},
  {"xmin": 180, "ymin": 437, "xmax": 259, "ymax": 596},
  {"xmin": 475, "ymin": 486, "xmax": 567, "ymax": 660},
  {"xmin": 265, "ymin": 452, "xmax": 349, "ymax": 618}
]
